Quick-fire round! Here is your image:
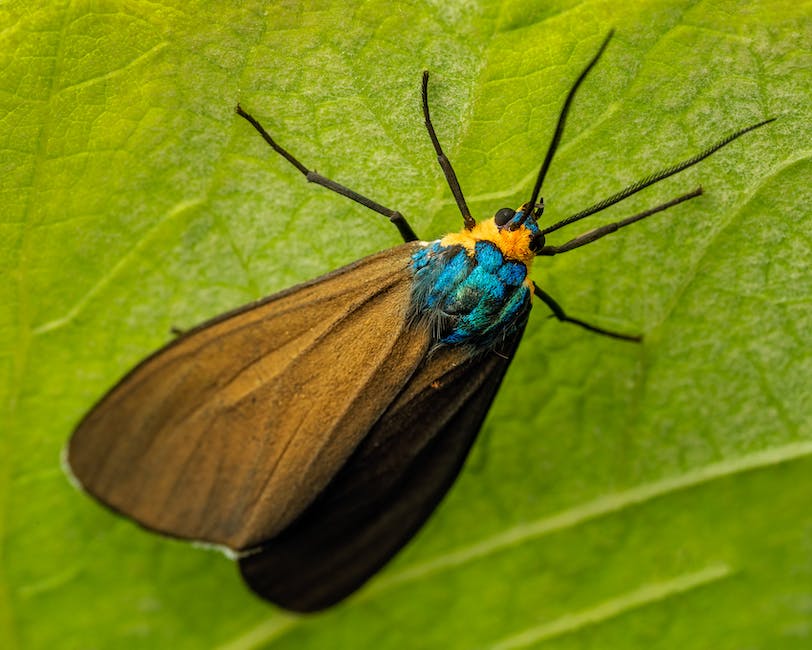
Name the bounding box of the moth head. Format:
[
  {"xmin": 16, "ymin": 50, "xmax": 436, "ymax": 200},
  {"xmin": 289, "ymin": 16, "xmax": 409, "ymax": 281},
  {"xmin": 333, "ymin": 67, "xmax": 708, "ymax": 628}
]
[{"xmin": 492, "ymin": 201, "xmax": 546, "ymax": 255}]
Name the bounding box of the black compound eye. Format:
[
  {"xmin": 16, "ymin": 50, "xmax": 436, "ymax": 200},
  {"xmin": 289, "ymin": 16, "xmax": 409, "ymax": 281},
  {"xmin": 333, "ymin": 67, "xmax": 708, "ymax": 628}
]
[
  {"xmin": 494, "ymin": 208, "xmax": 515, "ymax": 227},
  {"xmin": 529, "ymin": 234, "xmax": 545, "ymax": 253}
]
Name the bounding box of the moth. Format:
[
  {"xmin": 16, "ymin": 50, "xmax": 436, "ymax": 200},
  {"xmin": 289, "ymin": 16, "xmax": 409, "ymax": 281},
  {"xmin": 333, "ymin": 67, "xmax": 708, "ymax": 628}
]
[{"xmin": 67, "ymin": 32, "xmax": 773, "ymax": 611}]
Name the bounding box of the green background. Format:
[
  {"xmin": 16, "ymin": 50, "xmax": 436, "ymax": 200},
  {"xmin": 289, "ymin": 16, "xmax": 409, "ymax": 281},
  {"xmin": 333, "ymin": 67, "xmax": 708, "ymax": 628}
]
[{"xmin": 2, "ymin": 0, "xmax": 810, "ymax": 648}]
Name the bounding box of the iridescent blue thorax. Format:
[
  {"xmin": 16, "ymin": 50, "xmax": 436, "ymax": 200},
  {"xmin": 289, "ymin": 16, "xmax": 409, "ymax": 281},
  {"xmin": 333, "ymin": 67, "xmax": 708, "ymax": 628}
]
[{"xmin": 409, "ymin": 211, "xmax": 538, "ymax": 348}]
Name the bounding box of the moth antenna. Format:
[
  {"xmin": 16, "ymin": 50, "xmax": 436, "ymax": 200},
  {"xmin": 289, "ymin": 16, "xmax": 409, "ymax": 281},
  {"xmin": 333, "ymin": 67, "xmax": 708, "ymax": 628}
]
[
  {"xmin": 542, "ymin": 117, "xmax": 776, "ymax": 235},
  {"xmin": 526, "ymin": 30, "xmax": 614, "ymax": 214},
  {"xmin": 538, "ymin": 187, "xmax": 702, "ymax": 255}
]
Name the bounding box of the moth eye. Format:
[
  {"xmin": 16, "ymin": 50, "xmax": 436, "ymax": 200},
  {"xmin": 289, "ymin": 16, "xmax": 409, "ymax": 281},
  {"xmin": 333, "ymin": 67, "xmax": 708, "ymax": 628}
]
[
  {"xmin": 494, "ymin": 208, "xmax": 515, "ymax": 226},
  {"xmin": 529, "ymin": 234, "xmax": 545, "ymax": 253}
]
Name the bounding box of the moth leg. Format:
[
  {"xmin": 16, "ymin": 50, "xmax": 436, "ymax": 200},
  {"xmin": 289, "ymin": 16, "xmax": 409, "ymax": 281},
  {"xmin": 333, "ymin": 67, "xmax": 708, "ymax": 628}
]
[
  {"xmin": 236, "ymin": 106, "xmax": 418, "ymax": 243},
  {"xmin": 421, "ymin": 71, "xmax": 475, "ymax": 230},
  {"xmin": 532, "ymin": 283, "xmax": 641, "ymax": 342}
]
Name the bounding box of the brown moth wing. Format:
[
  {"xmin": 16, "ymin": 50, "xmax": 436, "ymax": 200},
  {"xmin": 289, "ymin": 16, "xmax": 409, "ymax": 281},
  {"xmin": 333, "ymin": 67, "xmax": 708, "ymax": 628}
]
[
  {"xmin": 238, "ymin": 318, "xmax": 528, "ymax": 611},
  {"xmin": 68, "ymin": 242, "xmax": 429, "ymax": 550}
]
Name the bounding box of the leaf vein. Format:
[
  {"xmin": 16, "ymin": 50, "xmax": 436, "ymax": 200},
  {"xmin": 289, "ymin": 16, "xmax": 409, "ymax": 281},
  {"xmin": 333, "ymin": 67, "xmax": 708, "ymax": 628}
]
[
  {"xmin": 488, "ymin": 564, "xmax": 734, "ymax": 649},
  {"xmin": 370, "ymin": 439, "xmax": 812, "ymax": 593}
]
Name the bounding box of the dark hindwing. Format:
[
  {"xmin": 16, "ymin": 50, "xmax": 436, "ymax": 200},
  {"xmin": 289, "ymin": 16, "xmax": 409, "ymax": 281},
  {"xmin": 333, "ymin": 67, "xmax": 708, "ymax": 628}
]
[
  {"xmin": 68, "ymin": 242, "xmax": 428, "ymax": 550},
  {"xmin": 239, "ymin": 319, "xmax": 528, "ymax": 612}
]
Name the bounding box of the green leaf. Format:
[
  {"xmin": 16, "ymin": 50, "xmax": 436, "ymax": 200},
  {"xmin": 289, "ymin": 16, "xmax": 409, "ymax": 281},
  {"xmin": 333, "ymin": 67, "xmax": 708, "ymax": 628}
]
[{"xmin": 2, "ymin": 1, "xmax": 810, "ymax": 648}]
